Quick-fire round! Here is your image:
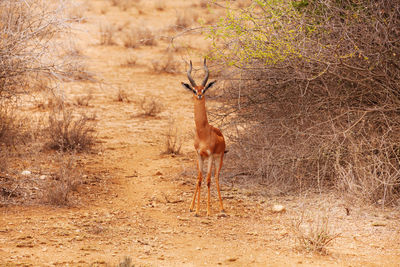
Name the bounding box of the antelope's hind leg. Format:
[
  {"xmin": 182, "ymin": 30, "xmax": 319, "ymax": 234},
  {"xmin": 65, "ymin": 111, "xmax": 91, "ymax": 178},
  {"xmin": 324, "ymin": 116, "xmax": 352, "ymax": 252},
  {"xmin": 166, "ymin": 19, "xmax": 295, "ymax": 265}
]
[
  {"xmin": 215, "ymin": 153, "xmax": 225, "ymax": 212},
  {"xmin": 206, "ymin": 155, "xmax": 214, "ymax": 216}
]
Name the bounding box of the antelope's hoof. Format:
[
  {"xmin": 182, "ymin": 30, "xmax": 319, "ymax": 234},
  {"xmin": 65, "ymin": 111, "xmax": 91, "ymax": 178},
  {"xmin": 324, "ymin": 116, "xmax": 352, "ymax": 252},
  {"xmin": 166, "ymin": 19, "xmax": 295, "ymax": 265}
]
[{"xmin": 194, "ymin": 213, "xmax": 200, "ymax": 217}]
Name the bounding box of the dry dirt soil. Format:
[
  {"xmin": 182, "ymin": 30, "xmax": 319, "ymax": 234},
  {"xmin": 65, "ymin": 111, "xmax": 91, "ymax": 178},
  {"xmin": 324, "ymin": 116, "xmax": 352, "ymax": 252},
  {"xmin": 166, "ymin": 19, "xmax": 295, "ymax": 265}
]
[{"xmin": 1, "ymin": 1, "xmax": 400, "ymax": 266}]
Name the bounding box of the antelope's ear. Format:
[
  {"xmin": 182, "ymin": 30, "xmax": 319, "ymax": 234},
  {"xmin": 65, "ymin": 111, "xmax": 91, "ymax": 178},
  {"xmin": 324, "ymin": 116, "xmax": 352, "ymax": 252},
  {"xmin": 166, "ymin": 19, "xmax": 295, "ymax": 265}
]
[
  {"xmin": 181, "ymin": 82, "xmax": 195, "ymax": 94},
  {"xmin": 202, "ymin": 80, "xmax": 217, "ymax": 94}
]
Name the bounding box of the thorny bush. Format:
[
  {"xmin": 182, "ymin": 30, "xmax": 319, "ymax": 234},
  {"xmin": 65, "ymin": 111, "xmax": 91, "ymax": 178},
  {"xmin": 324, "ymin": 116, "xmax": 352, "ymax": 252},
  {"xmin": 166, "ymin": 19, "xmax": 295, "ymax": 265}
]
[{"xmin": 208, "ymin": 0, "xmax": 400, "ymax": 205}]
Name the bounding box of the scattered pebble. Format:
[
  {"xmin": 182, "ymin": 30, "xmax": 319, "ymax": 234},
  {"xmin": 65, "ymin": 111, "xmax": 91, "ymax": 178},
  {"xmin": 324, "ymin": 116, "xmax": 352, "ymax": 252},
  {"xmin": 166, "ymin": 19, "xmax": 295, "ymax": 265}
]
[
  {"xmin": 271, "ymin": 204, "xmax": 286, "ymax": 213},
  {"xmin": 21, "ymin": 170, "xmax": 31, "ymax": 176}
]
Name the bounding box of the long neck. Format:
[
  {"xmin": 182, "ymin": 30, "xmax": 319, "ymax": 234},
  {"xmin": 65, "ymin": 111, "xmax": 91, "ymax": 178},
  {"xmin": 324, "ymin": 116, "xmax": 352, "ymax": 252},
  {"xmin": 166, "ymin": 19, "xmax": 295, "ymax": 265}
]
[{"xmin": 194, "ymin": 98, "xmax": 210, "ymax": 133}]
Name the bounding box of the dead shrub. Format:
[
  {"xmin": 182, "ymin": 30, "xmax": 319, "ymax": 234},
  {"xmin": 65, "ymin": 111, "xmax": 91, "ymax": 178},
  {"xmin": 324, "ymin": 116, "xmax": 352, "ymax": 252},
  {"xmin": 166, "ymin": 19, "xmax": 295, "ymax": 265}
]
[
  {"xmin": 163, "ymin": 121, "xmax": 182, "ymax": 155},
  {"xmin": 123, "ymin": 27, "xmax": 157, "ymax": 48},
  {"xmin": 43, "ymin": 154, "xmax": 81, "ymax": 206},
  {"xmin": 335, "ymin": 136, "xmax": 400, "ymax": 206},
  {"xmin": 209, "ymin": 0, "xmax": 400, "ymax": 205},
  {"xmin": 175, "ymin": 11, "xmax": 196, "ymax": 28},
  {"xmin": 292, "ymin": 212, "xmax": 339, "ymax": 254},
  {"xmin": 74, "ymin": 92, "xmax": 93, "ymax": 106},
  {"xmin": 0, "ymin": 0, "xmax": 70, "ymax": 98},
  {"xmin": 120, "ymin": 56, "xmax": 137, "ymax": 68},
  {"xmin": 151, "ymin": 53, "xmax": 180, "ymax": 74},
  {"xmin": 0, "ymin": 103, "xmax": 20, "ymax": 147},
  {"xmin": 68, "ymin": 3, "xmax": 87, "ymax": 23},
  {"xmin": 118, "ymin": 257, "xmax": 135, "ymax": 267},
  {"xmin": 99, "ymin": 24, "xmax": 116, "ymax": 45},
  {"xmin": 62, "ymin": 60, "xmax": 96, "ymax": 82},
  {"xmin": 46, "ymin": 109, "xmax": 96, "ymax": 152},
  {"xmin": 138, "ymin": 97, "xmax": 163, "ymax": 117},
  {"xmin": 134, "ymin": 27, "xmax": 157, "ymax": 47},
  {"xmin": 116, "ymin": 88, "xmax": 130, "ymax": 102}
]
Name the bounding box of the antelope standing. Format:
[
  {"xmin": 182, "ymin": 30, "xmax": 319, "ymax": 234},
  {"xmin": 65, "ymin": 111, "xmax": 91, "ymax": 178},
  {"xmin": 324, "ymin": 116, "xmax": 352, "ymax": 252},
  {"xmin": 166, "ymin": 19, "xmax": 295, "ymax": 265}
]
[{"xmin": 181, "ymin": 59, "xmax": 226, "ymax": 216}]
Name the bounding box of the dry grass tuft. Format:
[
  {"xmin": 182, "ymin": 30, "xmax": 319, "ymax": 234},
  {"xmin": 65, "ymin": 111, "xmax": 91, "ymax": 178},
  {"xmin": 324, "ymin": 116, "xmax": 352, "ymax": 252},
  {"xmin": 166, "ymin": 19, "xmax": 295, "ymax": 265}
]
[
  {"xmin": 0, "ymin": 103, "xmax": 22, "ymax": 147},
  {"xmin": 46, "ymin": 109, "xmax": 96, "ymax": 152},
  {"xmin": 163, "ymin": 120, "xmax": 182, "ymax": 155},
  {"xmin": 99, "ymin": 24, "xmax": 116, "ymax": 45},
  {"xmin": 68, "ymin": 3, "xmax": 87, "ymax": 23},
  {"xmin": 151, "ymin": 53, "xmax": 180, "ymax": 74},
  {"xmin": 120, "ymin": 55, "xmax": 138, "ymax": 68},
  {"xmin": 138, "ymin": 97, "xmax": 163, "ymax": 117},
  {"xmin": 118, "ymin": 257, "xmax": 135, "ymax": 267},
  {"xmin": 291, "ymin": 212, "xmax": 339, "ymax": 254},
  {"xmin": 62, "ymin": 61, "xmax": 96, "ymax": 82},
  {"xmin": 116, "ymin": 88, "xmax": 130, "ymax": 103},
  {"xmin": 74, "ymin": 92, "xmax": 93, "ymax": 106},
  {"xmin": 43, "ymin": 154, "xmax": 81, "ymax": 206},
  {"xmin": 175, "ymin": 11, "xmax": 198, "ymax": 29},
  {"xmin": 123, "ymin": 27, "xmax": 157, "ymax": 48}
]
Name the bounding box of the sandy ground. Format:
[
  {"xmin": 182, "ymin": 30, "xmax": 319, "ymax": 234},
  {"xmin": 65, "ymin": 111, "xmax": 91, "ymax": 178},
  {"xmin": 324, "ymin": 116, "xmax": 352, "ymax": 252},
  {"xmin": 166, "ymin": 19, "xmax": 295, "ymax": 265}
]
[{"xmin": 1, "ymin": 1, "xmax": 400, "ymax": 266}]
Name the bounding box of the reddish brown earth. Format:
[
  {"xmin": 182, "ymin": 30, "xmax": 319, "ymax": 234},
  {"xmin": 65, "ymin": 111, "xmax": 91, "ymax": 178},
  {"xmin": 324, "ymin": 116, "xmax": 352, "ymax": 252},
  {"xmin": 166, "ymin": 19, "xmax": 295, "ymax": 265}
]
[{"xmin": 1, "ymin": 1, "xmax": 399, "ymax": 266}]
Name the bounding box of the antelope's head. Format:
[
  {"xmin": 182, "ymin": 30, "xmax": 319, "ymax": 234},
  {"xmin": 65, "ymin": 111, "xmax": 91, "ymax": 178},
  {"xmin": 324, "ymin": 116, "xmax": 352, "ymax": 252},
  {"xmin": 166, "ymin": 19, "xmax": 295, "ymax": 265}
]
[{"xmin": 181, "ymin": 58, "xmax": 217, "ymax": 100}]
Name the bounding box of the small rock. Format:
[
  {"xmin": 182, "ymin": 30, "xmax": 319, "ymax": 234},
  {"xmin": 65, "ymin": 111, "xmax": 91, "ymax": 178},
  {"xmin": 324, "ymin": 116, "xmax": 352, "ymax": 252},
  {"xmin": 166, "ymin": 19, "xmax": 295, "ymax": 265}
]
[
  {"xmin": 155, "ymin": 171, "xmax": 163, "ymax": 176},
  {"xmin": 21, "ymin": 170, "xmax": 31, "ymax": 176},
  {"xmin": 271, "ymin": 204, "xmax": 286, "ymax": 213},
  {"xmin": 227, "ymin": 257, "xmax": 238, "ymax": 262},
  {"xmin": 39, "ymin": 175, "xmax": 46, "ymax": 180}
]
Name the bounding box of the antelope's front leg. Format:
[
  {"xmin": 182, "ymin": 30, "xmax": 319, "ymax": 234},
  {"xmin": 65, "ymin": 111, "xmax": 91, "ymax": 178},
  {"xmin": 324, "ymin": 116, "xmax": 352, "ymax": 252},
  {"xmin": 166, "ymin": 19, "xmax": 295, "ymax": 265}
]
[{"xmin": 190, "ymin": 155, "xmax": 204, "ymax": 215}]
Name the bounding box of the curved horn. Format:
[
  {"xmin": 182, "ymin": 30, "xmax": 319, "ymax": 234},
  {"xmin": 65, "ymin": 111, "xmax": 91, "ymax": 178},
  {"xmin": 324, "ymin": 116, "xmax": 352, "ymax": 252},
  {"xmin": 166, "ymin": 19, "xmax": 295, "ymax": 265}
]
[
  {"xmin": 187, "ymin": 60, "xmax": 196, "ymax": 87},
  {"xmin": 202, "ymin": 58, "xmax": 209, "ymax": 87}
]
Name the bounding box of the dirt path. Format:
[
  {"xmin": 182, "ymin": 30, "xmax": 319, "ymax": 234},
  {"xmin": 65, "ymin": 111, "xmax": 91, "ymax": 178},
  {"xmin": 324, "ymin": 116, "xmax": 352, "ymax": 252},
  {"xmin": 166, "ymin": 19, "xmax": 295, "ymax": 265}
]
[{"xmin": 1, "ymin": 1, "xmax": 400, "ymax": 266}]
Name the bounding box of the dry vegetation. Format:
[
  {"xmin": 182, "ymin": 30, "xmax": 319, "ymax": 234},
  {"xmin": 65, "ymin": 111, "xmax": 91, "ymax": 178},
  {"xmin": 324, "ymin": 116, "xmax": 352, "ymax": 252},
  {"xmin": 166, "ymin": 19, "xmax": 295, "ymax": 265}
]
[
  {"xmin": 138, "ymin": 97, "xmax": 163, "ymax": 117},
  {"xmin": 210, "ymin": 0, "xmax": 400, "ymax": 206},
  {"xmin": 151, "ymin": 52, "xmax": 181, "ymax": 74},
  {"xmin": 46, "ymin": 108, "xmax": 96, "ymax": 152},
  {"xmin": 43, "ymin": 154, "xmax": 81, "ymax": 206},
  {"xmin": 99, "ymin": 23, "xmax": 116, "ymax": 45},
  {"xmin": 291, "ymin": 211, "xmax": 339, "ymax": 254},
  {"xmin": 120, "ymin": 55, "xmax": 138, "ymax": 68},
  {"xmin": 0, "ymin": 0, "xmax": 97, "ymax": 206},
  {"xmin": 163, "ymin": 120, "xmax": 183, "ymax": 155},
  {"xmin": 110, "ymin": 0, "xmax": 141, "ymax": 11},
  {"xmin": 123, "ymin": 26, "xmax": 157, "ymax": 48},
  {"xmin": 175, "ymin": 11, "xmax": 198, "ymax": 29},
  {"xmin": 116, "ymin": 88, "xmax": 130, "ymax": 102}
]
